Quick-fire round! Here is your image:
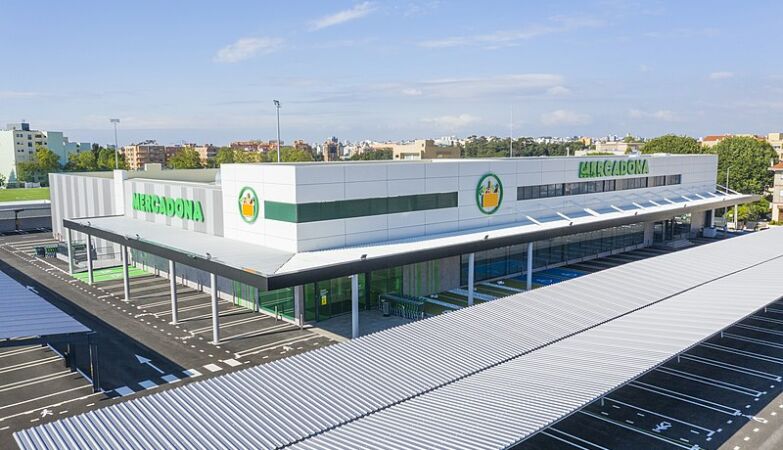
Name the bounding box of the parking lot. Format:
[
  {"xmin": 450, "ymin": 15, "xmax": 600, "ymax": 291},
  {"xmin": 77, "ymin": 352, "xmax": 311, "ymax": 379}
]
[
  {"xmin": 0, "ymin": 345, "xmax": 105, "ymax": 442},
  {"xmin": 0, "ymin": 233, "xmax": 336, "ymax": 448},
  {"xmin": 513, "ymin": 296, "xmax": 783, "ymax": 450}
]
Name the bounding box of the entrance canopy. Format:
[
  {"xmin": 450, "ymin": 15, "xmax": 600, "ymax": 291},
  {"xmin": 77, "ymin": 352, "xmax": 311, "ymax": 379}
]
[{"xmin": 64, "ymin": 190, "xmax": 754, "ymax": 291}]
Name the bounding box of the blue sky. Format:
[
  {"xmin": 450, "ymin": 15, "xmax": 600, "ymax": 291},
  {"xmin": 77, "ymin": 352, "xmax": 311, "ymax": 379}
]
[{"xmin": 1, "ymin": 0, "xmax": 782, "ymax": 146}]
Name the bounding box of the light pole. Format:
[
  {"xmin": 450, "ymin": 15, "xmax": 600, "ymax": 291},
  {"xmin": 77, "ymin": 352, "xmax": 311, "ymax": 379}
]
[
  {"xmin": 110, "ymin": 119, "xmax": 120, "ymax": 169},
  {"xmin": 273, "ymin": 100, "xmax": 281, "ymax": 163},
  {"xmin": 509, "ymin": 106, "xmax": 513, "ymax": 158}
]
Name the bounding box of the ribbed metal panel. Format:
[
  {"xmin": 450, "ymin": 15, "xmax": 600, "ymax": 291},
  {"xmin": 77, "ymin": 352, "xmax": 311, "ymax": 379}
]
[
  {"xmin": 0, "ymin": 269, "xmax": 90, "ymax": 339},
  {"xmin": 292, "ymin": 250, "xmax": 783, "ymax": 450},
  {"xmin": 14, "ymin": 229, "xmax": 783, "ymax": 450}
]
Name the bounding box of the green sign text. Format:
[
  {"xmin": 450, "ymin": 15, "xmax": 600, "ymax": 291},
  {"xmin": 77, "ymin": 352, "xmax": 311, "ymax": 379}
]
[
  {"xmin": 578, "ymin": 159, "xmax": 649, "ymax": 179},
  {"xmin": 132, "ymin": 193, "xmax": 204, "ymax": 222}
]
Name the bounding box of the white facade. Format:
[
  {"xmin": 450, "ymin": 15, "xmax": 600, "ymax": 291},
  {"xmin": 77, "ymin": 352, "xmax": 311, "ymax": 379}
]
[
  {"xmin": 0, "ymin": 123, "xmax": 91, "ymax": 182},
  {"xmin": 220, "ymin": 155, "xmax": 717, "ymax": 253}
]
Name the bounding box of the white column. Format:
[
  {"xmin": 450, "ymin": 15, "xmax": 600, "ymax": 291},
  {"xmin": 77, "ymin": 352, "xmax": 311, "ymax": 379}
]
[
  {"xmin": 210, "ymin": 272, "xmax": 219, "ymax": 344},
  {"xmin": 467, "ymin": 253, "xmax": 475, "ymax": 306},
  {"xmin": 294, "ymin": 285, "xmax": 304, "ymax": 328},
  {"xmin": 351, "ymin": 275, "xmax": 359, "ymax": 339},
  {"xmin": 121, "ymin": 245, "xmax": 130, "ymax": 302},
  {"xmin": 709, "ymin": 209, "xmax": 716, "ymax": 228},
  {"xmin": 86, "ymin": 234, "xmax": 94, "ymax": 285},
  {"xmin": 169, "ymin": 260, "xmax": 178, "ymax": 324},
  {"xmin": 526, "ymin": 242, "xmax": 533, "ymax": 291},
  {"xmin": 65, "ymin": 228, "xmax": 74, "ymax": 275}
]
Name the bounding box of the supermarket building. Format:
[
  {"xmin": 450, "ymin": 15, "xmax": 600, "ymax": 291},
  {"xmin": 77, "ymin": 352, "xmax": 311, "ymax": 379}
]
[{"xmin": 49, "ymin": 155, "xmax": 755, "ymax": 341}]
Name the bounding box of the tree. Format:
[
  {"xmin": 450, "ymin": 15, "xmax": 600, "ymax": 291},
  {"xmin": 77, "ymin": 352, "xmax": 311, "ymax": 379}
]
[
  {"xmin": 66, "ymin": 151, "xmax": 98, "ymax": 172},
  {"xmin": 350, "ymin": 149, "xmax": 393, "ymax": 160},
  {"xmin": 0, "ymin": 173, "xmax": 6, "ymax": 188},
  {"xmin": 280, "ymin": 146, "xmax": 314, "ymax": 162},
  {"xmin": 724, "ymin": 198, "xmax": 770, "ymax": 222},
  {"xmin": 711, "ymin": 137, "xmax": 778, "ymax": 195},
  {"xmin": 17, "ymin": 146, "xmax": 61, "ymax": 183},
  {"xmin": 213, "ymin": 147, "xmax": 236, "ymax": 166},
  {"xmin": 641, "ymin": 135, "xmax": 703, "ymax": 154},
  {"xmin": 96, "ymin": 147, "xmax": 127, "ymax": 170},
  {"xmin": 167, "ymin": 148, "xmax": 202, "ymax": 169}
]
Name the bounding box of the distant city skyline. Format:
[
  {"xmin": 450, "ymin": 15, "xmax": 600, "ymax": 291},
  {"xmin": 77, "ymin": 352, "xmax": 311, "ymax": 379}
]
[{"xmin": 2, "ymin": 1, "xmax": 783, "ymax": 146}]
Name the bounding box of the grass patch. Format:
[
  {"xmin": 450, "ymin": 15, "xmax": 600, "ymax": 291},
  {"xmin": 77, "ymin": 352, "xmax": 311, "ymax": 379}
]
[
  {"xmin": 72, "ymin": 266, "xmax": 149, "ymax": 283},
  {"xmin": 0, "ymin": 187, "xmax": 50, "ymax": 202}
]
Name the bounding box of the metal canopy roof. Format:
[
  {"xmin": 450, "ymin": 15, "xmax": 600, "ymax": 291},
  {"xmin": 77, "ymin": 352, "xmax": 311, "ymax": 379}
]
[
  {"xmin": 0, "ymin": 270, "xmax": 90, "ymax": 340},
  {"xmin": 15, "ymin": 228, "xmax": 783, "ymax": 450},
  {"xmin": 65, "ymin": 190, "xmax": 754, "ymax": 291}
]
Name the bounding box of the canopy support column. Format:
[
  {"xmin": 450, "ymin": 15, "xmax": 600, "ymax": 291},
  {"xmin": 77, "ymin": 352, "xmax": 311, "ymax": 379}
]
[
  {"xmin": 526, "ymin": 242, "xmax": 533, "ymax": 291},
  {"xmin": 210, "ymin": 272, "xmax": 219, "ymax": 345},
  {"xmin": 86, "ymin": 234, "xmax": 94, "ymax": 285},
  {"xmin": 65, "ymin": 228, "xmax": 74, "ymax": 275},
  {"xmin": 121, "ymin": 245, "xmax": 130, "ymax": 302},
  {"xmin": 294, "ymin": 285, "xmax": 304, "ymax": 329},
  {"xmin": 351, "ymin": 275, "xmax": 359, "ymax": 339},
  {"xmin": 169, "ymin": 260, "xmax": 178, "ymax": 324},
  {"xmin": 467, "ymin": 253, "xmax": 475, "ymax": 306}
]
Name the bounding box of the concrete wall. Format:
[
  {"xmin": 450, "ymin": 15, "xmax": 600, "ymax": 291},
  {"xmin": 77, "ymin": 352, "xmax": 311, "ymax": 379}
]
[
  {"xmin": 221, "ymin": 155, "xmax": 718, "ymax": 253},
  {"xmin": 49, "ymin": 172, "xmax": 119, "ymax": 257}
]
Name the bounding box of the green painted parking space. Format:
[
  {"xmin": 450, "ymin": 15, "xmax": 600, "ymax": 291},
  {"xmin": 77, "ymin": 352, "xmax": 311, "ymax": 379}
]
[{"xmin": 72, "ymin": 266, "xmax": 149, "ymax": 283}]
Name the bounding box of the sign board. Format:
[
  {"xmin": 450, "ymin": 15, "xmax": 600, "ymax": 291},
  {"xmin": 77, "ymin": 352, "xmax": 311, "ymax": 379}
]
[
  {"xmin": 238, "ymin": 186, "xmax": 259, "ymax": 224},
  {"xmin": 476, "ymin": 173, "xmax": 503, "ymax": 215},
  {"xmin": 579, "ymin": 159, "xmax": 649, "ymax": 179},
  {"xmin": 132, "ymin": 193, "xmax": 204, "ymax": 222}
]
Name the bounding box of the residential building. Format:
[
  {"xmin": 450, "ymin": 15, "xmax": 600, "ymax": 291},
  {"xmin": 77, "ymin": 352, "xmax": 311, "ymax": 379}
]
[
  {"xmin": 768, "ymin": 133, "xmax": 783, "ymax": 160},
  {"xmin": 586, "ymin": 141, "xmax": 642, "ymax": 155},
  {"xmin": 230, "ymin": 140, "xmax": 282, "ymax": 154},
  {"xmin": 193, "ymin": 145, "xmax": 218, "ymax": 166},
  {"xmin": 0, "ymin": 122, "xmax": 91, "ymax": 183},
  {"xmin": 122, "ymin": 142, "xmax": 167, "ymax": 170},
  {"xmin": 772, "ymin": 161, "xmax": 783, "ymax": 222},
  {"xmin": 322, "ymin": 137, "xmax": 341, "ymax": 161},
  {"xmin": 372, "ymin": 139, "xmax": 461, "ymax": 160}
]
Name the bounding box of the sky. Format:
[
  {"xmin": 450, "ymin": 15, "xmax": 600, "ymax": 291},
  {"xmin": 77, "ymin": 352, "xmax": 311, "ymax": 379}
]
[{"xmin": 1, "ymin": 0, "xmax": 783, "ymax": 146}]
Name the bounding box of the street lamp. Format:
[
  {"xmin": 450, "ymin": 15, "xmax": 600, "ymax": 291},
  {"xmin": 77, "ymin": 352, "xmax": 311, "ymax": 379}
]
[
  {"xmin": 110, "ymin": 118, "xmax": 120, "ymax": 169},
  {"xmin": 273, "ymin": 100, "xmax": 281, "ymax": 163}
]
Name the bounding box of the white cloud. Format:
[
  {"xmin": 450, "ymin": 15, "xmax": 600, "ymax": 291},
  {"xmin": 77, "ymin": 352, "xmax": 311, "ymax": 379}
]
[
  {"xmin": 422, "ymin": 113, "xmax": 479, "ymax": 129},
  {"xmin": 628, "ymin": 108, "xmax": 679, "ymax": 121},
  {"xmin": 709, "ymin": 71, "xmax": 734, "ymax": 80},
  {"xmin": 310, "ymin": 2, "xmax": 376, "ymax": 31},
  {"xmin": 540, "ymin": 109, "xmax": 591, "ymax": 126},
  {"xmin": 419, "ymin": 16, "xmax": 604, "ymax": 48},
  {"xmin": 417, "ymin": 74, "xmax": 564, "ymax": 98},
  {"xmin": 214, "ymin": 37, "xmax": 283, "ymax": 63},
  {"xmin": 0, "ymin": 91, "xmax": 47, "ymax": 99},
  {"xmin": 401, "ymin": 88, "xmax": 423, "ymax": 96},
  {"xmin": 546, "ymin": 86, "xmax": 571, "ymax": 96}
]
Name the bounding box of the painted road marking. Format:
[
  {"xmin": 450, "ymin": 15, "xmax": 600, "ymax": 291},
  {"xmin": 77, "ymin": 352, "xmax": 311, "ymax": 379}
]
[
  {"xmin": 680, "ymin": 354, "xmax": 781, "ymax": 381},
  {"xmin": 234, "ymin": 334, "xmax": 320, "ymax": 358},
  {"xmin": 629, "ymin": 382, "xmax": 740, "ymax": 416},
  {"xmin": 580, "ymin": 411, "xmax": 698, "ymax": 450},
  {"xmin": 655, "ymin": 366, "xmax": 763, "ymax": 397},
  {"xmin": 138, "ymin": 380, "xmax": 158, "ymax": 390},
  {"xmin": 604, "ymin": 397, "xmax": 715, "ymax": 436},
  {"xmin": 0, "ymin": 355, "xmax": 61, "ymax": 375},
  {"xmin": 114, "ymin": 386, "xmax": 135, "ymax": 396},
  {"xmin": 0, "ymin": 385, "xmax": 93, "ymax": 412},
  {"xmin": 0, "ymin": 371, "xmax": 73, "ymax": 393},
  {"xmin": 203, "ymin": 364, "xmax": 222, "ymax": 372},
  {"xmin": 182, "ymin": 369, "xmax": 202, "ymax": 378},
  {"xmin": 161, "ymin": 374, "xmax": 180, "ymax": 383},
  {"xmin": 222, "ymin": 358, "xmax": 242, "ymax": 367}
]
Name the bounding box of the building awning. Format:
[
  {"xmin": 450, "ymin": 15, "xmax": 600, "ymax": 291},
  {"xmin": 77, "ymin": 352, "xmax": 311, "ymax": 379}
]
[
  {"xmin": 64, "ymin": 190, "xmax": 755, "ymax": 291},
  {"xmin": 0, "ymin": 269, "xmax": 90, "ymax": 340},
  {"xmin": 15, "ymin": 225, "xmax": 783, "ymax": 450}
]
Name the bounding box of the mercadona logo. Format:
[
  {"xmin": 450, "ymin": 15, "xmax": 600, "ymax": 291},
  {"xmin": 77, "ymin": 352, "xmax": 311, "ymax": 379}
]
[
  {"xmin": 238, "ymin": 186, "xmax": 259, "ymax": 224},
  {"xmin": 476, "ymin": 173, "xmax": 503, "ymax": 215}
]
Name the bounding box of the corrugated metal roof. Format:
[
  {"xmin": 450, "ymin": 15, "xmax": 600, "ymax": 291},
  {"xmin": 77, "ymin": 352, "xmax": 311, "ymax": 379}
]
[
  {"xmin": 14, "ymin": 228, "xmax": 783, "ymax": 450},
  {"xmin": 292, "ymin": 243, "xmax": 783, "ymax": 450},
  {"xmin": 0, "ymin": 269, "xmax": 90, "ymax": 339}
]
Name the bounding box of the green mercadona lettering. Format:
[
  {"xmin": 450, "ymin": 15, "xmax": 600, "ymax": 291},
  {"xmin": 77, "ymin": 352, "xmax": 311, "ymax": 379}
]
[
  {"xmin": 132, "ymin": 193, "xmax": 204, "ymax": 222},
  {"xmin": 578, "ymin": 159, "xmax": 649, "ymax": 179}
]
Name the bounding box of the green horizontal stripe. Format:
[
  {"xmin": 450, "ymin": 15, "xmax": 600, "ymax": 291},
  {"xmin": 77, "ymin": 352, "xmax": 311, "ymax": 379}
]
[{"xmin": 265, "ymin": 192, "xmax": 458, "ymax": 223}]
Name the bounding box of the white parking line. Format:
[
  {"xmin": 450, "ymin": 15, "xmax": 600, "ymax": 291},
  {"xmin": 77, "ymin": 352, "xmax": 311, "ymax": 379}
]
[
  {"xmin": 734, "ymin": 323, "xmax": 783, "ymax": 337},
  {"xmin": 629, "ymin": 382, "xmax": 740, "ymax": 416},
  {"xmin": 655, "ymin": 367, "xmax": 762, "ymax": 397},
  {"xmin": 0, "ymin": 385, "xmax": 93, "ymax": 411},
  {"xmin": 221, "ymin": 322, "xmax": 297, "ymax": 342},
  {"xmin": 222, "ymin": 359, "xmax": 242, "ymax": 367},
  {"xmin": 0, "ymin": 355, "xmax": 61, "ymax": 375},
  {"xmin": 724, "ymin": 333, "xmax": 783, "ymax": 350},
  {"xmin": 189, "ymin": 313, "xmax": 271, "ymax": 335},
  {"xmin": 203, "ymin": 364, "xmax": 222, "ymax": 372},
  {"xmin": 0, "ymin": 346, "xmax": 40, "ymax": 358},
  {"xmin": 0, "ymin": 371, "xmax": 73, "ymax": 393},
  {"xmin": 0, "ymin": 392, "xmax": 103, "ymax": 423},
  {"xmin": 234, "ymin": 334, "xmax": 320, "ymax": 358},
  {"xmin": 700, "ymin": 342, "xmax": 783, "ymax": 365},
  {"xmin": 542, "ymin": 429, "xmax": 606, "ymax": 450},
  {"xmin": 681, "ymin": 353, "xmax": 781, "ymax": 381},
  {"xmin": 580, "ymin": 411, "xmax": 695, "ymax": 450},
  {"xmin": 604, "ymin": 397, "xmax": 715, "ymax": 436}
]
